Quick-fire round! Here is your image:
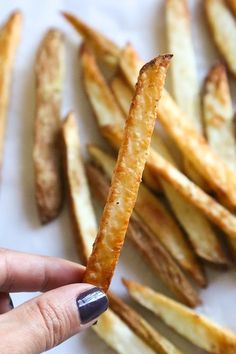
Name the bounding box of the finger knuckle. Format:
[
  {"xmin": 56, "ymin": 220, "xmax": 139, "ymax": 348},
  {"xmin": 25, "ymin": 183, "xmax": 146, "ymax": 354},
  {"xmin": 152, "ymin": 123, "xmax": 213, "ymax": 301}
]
[{"xmin": 35, "ymin": 298, "xmax": 69, "ymax": 349}]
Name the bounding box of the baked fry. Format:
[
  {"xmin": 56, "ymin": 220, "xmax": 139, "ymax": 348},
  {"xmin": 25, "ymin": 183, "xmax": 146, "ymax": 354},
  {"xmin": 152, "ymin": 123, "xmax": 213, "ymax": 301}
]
[
  {"xmin": 124, "ymin": 279, "xmax": 236, "ymax": 354},
  {"xmin": 111, "ymin": 72, "xmax": 162, "ymax": 193},
  {"xmin": 62, "ymin": 11, "xmax": 120, "ymax": 67},
  {"xmin": 226, "ymin": 0, "xmax": 236, "ymax": 17},
  {"xmin": 83, "ymin": 54, "xmax": 172, "ymax": 292},
  {"xmin": 203, "ymin": 63, "xmax": 236, "ymax": 172},
  {"xmin": 0, "ymin": 11, "xmax": 22, "ymax": 173},
  {"xmin": 87, "ymin": 144, "xmax": 205, "ymax": 286},
  {"xmin": 86, "ymin": 162, "xmax": 201, "ymax": 307},
  {"xmin": 165, "ymin": 0, "xmax": 206, "ymax": 188},
  {"xmin": 83, "ymin": 47, "xmax": 228, "ymax": 266},
  {"xmin": 205, "ymin": 0, "xmax": 236, "ymax": 77},
  {"xmin": 109, "ymin": 292, "xmax": 183, "ymax": 354},
  {"xmin": 94, "ymin": 308, "xmax": 157, "ymax": 354},
  {"xmin": 61, "ymin": 113, "xmax": 97, "ymax": 262},
  {"xmin": 34, "ymin": 29, "xmax": 64, "ymax": 224}
]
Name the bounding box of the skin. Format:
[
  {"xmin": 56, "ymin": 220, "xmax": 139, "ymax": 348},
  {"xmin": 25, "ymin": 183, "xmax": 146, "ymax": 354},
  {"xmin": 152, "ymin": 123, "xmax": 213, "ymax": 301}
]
[{"xmin": 0, "ymin": 248, "xmax": 104, "ymax": 354}]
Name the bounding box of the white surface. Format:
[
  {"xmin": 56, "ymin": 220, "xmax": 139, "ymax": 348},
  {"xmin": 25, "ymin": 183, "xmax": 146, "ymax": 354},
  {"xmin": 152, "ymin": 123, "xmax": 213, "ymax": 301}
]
[{"xmin": 1, "ymin": 1, "xmax": 236, "ymax": 353}]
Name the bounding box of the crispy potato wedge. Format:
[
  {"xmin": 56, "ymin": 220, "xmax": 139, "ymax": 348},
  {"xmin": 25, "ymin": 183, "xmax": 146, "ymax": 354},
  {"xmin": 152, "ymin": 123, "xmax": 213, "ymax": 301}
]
[
  {"xmin": 83, "ymin": 54, "xmax": 171, "ymax": 292},
  {"xmin": 109, "ymin": 292, "xmax": 183, "ymax": 354},
  {"xmin": 102, "ymin": 123, "xmax": 236, "ymax": 241},
  {"xmin": 0, "ymin": 11, "xmax": 22, "ymax": 173},
  {"xmin": 61, "ymin": 113, "xmax": 97, "ymax": 262},
  {"xmin": 124, "ymin": 279, "xmax": 236, "ymax": 354},
  {"xmin": 205, "ymin": 0, "xmax": 236, "ymax": 77},
  {"xmin": 111, "ymin": 72, "xmax": 163, "ymax": 193},
  {"xmin": 166, "ymin": 0, "xmax": 202, "ymax": 131},
  {"xmin": 34, "ymin": 29, "xmax": 64, "ymax": 224},
  {"xmin": 62, "ymin": 11, "xmax": 120, "ymax": 67},
  {"xmin": 110, "ymin": 65, "xmax": 228, "ymax": 266},
  {"xmin": 87, "ymin": 144, "xmax": 205, "ymax": 286},
  {"xmin": 158, "ymin": 89, "xmax": 236, "ymax": 211},
  {"xmin": 86, "ymin": 162, "xmax": 201, "ymax": 307},
  {"xmin": 94, "ymin": 308, "xmax": 157, "ymax": 354},
  {"xmin": 226, "ymin": 0, "xmax": 236, "ymax": 17},
  {"xmin": 110, "ymin": 73, "xmax": 133, "ymax": 116},
  {"xmin": 203, "ymin": 63, "xmax": 236, "ymax": 172},
  {"xmin": 165, "ymin": 0, "xmax": 207, "ymax": 188}
]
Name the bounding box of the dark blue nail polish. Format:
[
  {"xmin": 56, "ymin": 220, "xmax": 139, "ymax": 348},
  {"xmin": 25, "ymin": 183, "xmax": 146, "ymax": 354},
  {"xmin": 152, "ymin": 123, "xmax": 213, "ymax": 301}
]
[
  {"xmin": 8, "ymin": 295, "xmax": 14, "ymax": 310},
  {"xmin": 76, "ymin": 287, "xmax": 108, "ymax": 324}
]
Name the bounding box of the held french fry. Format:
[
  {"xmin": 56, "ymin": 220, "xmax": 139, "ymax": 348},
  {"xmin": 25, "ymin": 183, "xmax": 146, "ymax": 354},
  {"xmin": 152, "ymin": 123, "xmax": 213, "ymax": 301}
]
[
  {"xmin": 203, "ymin": 63, "xmax": 236, "ymax": 172},
  {"xmin": 0, "ymin": 11, "xmax": 22, "ymax": 173},
  {"xmin": 86, "ymin": 162, "xmax": 201, "ymax": 307},
  {"xmin": 123, "ymin": 279, "xmax": 236, "ymax": 354},
  {"xmin": 205, "ymin": 0, "xmax": 236, "ymax": 77},
  {"xmin": 87, "ymin": 144, "xmax": 206, "ymax": 286},
  {"xmin": 34, "ymin": 29, "xmax": 64, "ymax": 224},
  {"xmin": 61, "ymin": 113, "xmax": 97, "ymax": 262},
  {"xmin": 83, "ymin": 54, "xmax": 172, "ymax": 292},
  {"xmin": 111, "ymin": 65, "xmax": 228, "ymax": 266},
  {"xmin": 109, "ymin": 292, "xmax": 183, "ymax": 354}
]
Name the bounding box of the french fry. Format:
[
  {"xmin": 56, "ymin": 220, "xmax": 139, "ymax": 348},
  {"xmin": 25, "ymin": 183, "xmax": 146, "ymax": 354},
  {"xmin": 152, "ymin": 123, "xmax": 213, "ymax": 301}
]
[
  {"xmin": 226, "ymin": 0, "xmax": 236, "ymax": 17},
  {"xmin": 108, "ymin": 292, "xmax": 183, "ymax": 354},
  {"xmin": 205, "ymin": 0, "xmax": 236, "ymax": 77},
  {"xmin": 94, "ymin": 308, "xmax": 157, "ymax": 354},
  {"xmin": 165, "ymin": 0, "xmax": 207, "ymax": 189},
  {"xmin": 165, "ymin": 0, "xmax": 202, "ymax": 131},
  {"xmin": 103, "ymin": 123, "xmax": 236, "ymax": 241},
  {"xmin": 62, "ymin": 11, "xmax": 120, "ymax": 67},
  {"xmin": 157, "ymin": 89, "xmax": 236, "ymax": 211},
  {"xmin": 83, "ymin": 53, "xmax": 171, "ymax": 292},
  {"xmin": 87, "ymin": 144, "xmax": 206, "ymax": 286},
  {"xmin": 0, "ymin": 11, "xmax": 22, "ymax": 173},
  {"xmin": 34, "ymin": 29, "xmax": 64, "ymax": 224},
  {"xmin": 61, "ymin": 113, "xmax": 97, "ymax": 262},
  {"xmin": 123, "ymin": 279, "xmax": 236, "ymax": 354},
  {"xmin": 203, "ymin": 63, "xmax": 236, "ymax": 172},
  {"xmin": 62, "ymin": 116, "xmax": 181, "ymax": 352},
  {"xmin": 111, "ymin": 72, "xmax": 163, "ymax": 193},
  {"xmin": 86, "ymin": 162, "xmax": 201, "ymax": 307},
  {"xmin": 82, "ymin": 45, "xmax": 228, "ymax": 266}
]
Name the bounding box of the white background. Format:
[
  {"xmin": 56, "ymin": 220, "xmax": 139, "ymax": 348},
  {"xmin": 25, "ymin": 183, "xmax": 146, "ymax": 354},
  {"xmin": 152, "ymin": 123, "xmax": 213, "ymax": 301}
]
[{"xmin": 1, "ymin": 1, "xmax": 236, "ymax": 353}]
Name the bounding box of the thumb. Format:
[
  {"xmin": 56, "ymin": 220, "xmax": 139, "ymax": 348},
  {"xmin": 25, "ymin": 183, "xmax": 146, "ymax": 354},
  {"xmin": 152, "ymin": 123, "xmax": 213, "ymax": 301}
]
[{"xmin": 0, "ymin": 284, "xmax": 108, "ymax": 354}]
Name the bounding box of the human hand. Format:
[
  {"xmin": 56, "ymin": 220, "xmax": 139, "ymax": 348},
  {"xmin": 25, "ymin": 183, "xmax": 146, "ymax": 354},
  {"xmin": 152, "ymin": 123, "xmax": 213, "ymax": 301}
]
[{"xmin": 0, "ymin": 248, "xmax": 108, "ymax": 354}]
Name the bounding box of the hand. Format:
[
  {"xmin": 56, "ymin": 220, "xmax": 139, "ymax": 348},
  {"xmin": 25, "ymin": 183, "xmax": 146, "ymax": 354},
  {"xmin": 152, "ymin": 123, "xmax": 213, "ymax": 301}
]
[{"xmin": 0, "ymin": 248, "xmax": 108, "ymax": 354}]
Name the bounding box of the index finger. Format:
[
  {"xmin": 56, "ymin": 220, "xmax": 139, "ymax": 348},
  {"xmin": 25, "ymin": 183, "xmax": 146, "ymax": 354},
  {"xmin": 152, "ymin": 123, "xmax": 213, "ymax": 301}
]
[{"xmin": 0, "ymin": 248, "xmax": 85, "ymax": 292}]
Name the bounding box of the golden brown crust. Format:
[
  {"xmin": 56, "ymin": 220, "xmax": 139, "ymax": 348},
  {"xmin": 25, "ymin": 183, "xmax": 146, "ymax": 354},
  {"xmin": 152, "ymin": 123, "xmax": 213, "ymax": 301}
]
[
  {"xmin": 86, "ymin": 162, "xmax": 201, "ymax": 307},
  {"xmin": 226, "ymin": 0, "xmax": 236, "ymax": 17},
  {"xmin": 83, "ymin": 55, "xmax": 171, "ymax": 292},
  {"xmin": 108, "ymin": 292, "xmax": 183, "ymax": 354},
  {"xmin": 0, "ymin": 11, "xmax": 22, "ymax": 172},
  {"xmin": 34, "ymin": 29, "xmax": 64, "ymax": 224},
  {"xmin": 61, "ymin": 113, "xmax": 97, "ymax": 263},
  {"xmin": 62, "ymin": 12, "xmax": 120, "ymax": 67},
  {"xmin": 158, "ymin": 89, "xmax": 236, "ymax": 211},
  {"xmin": 124, "ymin": 279, "xmax": 236, "ymax": 354},
  {"xmin": 205, "ymin": 0, "xmax": 236, "ymax": 77}
]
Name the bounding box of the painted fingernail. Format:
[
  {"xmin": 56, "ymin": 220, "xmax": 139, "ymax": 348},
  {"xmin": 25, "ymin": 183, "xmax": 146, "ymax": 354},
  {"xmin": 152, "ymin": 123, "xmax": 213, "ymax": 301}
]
[
  {"xmin": 8, "ymin": 295, "xmax": 14, "ymax": 310},
  {"xmin": 76, "ymin": 287, "xmax": 108, "ymax": 324}
]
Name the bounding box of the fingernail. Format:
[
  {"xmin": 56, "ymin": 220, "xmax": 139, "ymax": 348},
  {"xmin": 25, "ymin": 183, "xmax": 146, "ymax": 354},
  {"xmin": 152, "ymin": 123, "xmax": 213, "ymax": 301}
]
[
  {"xmin": 8, "ymin": 295, "xmax": 14, "ymax": 310},
  {"xmin": 76, "ymin": 287, "xmax": 108, "ymax": 324}
]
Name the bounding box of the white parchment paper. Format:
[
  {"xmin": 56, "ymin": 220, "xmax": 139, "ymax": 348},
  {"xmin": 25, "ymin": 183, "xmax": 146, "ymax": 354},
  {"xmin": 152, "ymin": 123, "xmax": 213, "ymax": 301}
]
[{"xmin": 0, "ymin": 1, "xmax": 236, "ymax": 353}]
